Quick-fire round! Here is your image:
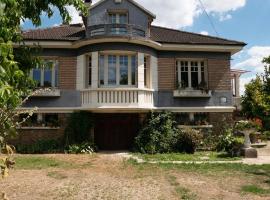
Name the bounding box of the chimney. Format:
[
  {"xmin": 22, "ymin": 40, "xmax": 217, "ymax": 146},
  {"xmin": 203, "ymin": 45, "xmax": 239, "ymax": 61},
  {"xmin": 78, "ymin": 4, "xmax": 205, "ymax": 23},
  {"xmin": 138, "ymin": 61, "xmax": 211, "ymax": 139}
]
[{"xmin": 81, "ymin": 0, "xmax": 92, "ymax": 27}]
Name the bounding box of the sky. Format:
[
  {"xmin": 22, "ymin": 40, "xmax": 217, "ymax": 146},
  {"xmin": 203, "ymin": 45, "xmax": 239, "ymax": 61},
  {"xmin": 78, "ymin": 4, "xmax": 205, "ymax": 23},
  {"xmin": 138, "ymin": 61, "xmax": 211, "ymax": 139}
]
[{"xmin": 22, "ymin": 0, "xmax": 270, "ymax": 95}]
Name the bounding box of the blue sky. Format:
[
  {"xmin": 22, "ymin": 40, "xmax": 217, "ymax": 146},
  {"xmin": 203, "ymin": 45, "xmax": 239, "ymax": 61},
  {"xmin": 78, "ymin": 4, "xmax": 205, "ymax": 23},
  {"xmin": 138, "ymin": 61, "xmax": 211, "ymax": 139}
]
[{"xmin": 22, "ymin": 0, "xmax": 270, "ymax": 94}]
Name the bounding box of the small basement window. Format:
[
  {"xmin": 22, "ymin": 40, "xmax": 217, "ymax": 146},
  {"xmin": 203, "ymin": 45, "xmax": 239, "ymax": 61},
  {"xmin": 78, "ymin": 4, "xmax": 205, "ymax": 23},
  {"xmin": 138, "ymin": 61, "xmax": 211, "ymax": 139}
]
[
  {"xmin": 19, "ymin": 113, "xmax": 60, "ymax": 128},
  {"xmin": 175, "ymin": 113, "xmax": 210, "ymax": 126}
]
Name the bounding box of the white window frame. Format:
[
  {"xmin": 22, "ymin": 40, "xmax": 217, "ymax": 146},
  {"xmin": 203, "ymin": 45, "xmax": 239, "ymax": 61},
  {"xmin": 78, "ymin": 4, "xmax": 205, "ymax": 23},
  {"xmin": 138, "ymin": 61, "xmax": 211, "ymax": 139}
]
[
  {"xmin": 177, "ymin": 60, "xmax": 207, "ymax": 89},
  {"xmin": 30, "ymin": 60, "xmax": 59, "ymax": 88},
  {"xmin": 99, "ymin": 54, "xmax": 137, "ymax": 87}
]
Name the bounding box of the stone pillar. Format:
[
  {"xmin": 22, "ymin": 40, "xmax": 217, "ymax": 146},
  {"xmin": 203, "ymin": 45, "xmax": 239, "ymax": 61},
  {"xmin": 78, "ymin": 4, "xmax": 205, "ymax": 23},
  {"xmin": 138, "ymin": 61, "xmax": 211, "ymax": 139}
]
[
  {"xmin": 138, "ymin": 53, "xmax": 145, "ymax": 106},
  {"xmin": 150, "ymin": 55, "xmax": 158, "ymax": 90},
  {"xmin": 76, "ymin": 55, "xmax": 86, "ymax": 90},
  {"xmin": 235, "ymin": 74, "xmax": 240, "ymax": 97}
]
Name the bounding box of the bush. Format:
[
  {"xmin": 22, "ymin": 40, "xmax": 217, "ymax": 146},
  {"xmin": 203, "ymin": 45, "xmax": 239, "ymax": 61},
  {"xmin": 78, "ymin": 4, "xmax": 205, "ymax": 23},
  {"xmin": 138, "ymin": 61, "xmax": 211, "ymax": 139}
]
[
  {"xmin": 67, "ymin": 142, "xmax": 97, "ymax": 154},
  {"xmin": 216, "ymin": 129, "xmax": 244, "ymax": 157},
  {"xmin": 174, "ymin": 128, "xmax": 202, "ymax": 154},
  {"xmin": 134, "ymin": 111, "xmax": 178, "ymax": 154},
  {"xmin": 64, "ymin": 111, "xmax": 94, "ymax": 147},
  {"xmin": 16, "ymin": 139, "xmax": 62, "ymax": 154}
]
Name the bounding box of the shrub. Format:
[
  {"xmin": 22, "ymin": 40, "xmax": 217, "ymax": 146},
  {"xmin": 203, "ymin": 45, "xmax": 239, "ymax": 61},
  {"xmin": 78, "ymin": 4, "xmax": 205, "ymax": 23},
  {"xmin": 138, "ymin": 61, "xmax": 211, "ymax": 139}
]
[
  {"xmin": 216, "ymin": 129, "xmax": 244, "ymax": 157},
  {"xmin": 16, "ymin": 139, "xmax": 62, "ymax": 154},
  {"xmin": 67, "ymin": 142, "xmax": 97, "ymax": 154},
  {"xmin": 174, "ymin": 128, "xmax": 203, "ymax": 154},
  {"xmin": 134, "ymin": 111, "xmax": 178, "ymax": 154},
  {"xmin": 64, "ymin": 111, "xmax": 94, "ymax": 147}
]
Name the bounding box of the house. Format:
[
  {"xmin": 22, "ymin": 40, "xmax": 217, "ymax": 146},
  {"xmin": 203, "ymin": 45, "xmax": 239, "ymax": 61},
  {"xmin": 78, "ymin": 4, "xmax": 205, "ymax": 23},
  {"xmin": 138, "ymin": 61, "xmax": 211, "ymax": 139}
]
[{"xmin": 17, "ymin": 0, "xmax": 246, "ymax": 150}]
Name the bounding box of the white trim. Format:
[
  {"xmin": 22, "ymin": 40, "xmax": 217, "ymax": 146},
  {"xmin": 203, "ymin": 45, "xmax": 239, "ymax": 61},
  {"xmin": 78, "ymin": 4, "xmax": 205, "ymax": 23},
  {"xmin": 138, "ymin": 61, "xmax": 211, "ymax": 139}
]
[
  {"xmin": 157, "ymin": 106, "xmax": 235, "ymax": 113},
  {"xmin": 17, "ymin": 38, "xmax": 243, "ymax": 55},
  {"xmin": 18, "ymin": 106, "xmax": 235, "ymax": 113}
]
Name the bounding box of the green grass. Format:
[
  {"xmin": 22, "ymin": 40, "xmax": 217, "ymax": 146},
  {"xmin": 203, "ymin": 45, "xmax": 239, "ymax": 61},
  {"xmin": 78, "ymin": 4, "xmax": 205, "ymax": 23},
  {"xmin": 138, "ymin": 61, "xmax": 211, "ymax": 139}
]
[
  {"xmin": 241, "ymin": 185, "xmax": 270, "ymax": 195},
  {"xmin": 134, "ymin": 151, "xmax": 241, "ymax": 162},
  {"xmin": 14, "ymin": 155, "xmax": 74, "ymax": 170},
  {"xmin": 167, "ymin": 175, "xmax": 197, "ymax": 200}
]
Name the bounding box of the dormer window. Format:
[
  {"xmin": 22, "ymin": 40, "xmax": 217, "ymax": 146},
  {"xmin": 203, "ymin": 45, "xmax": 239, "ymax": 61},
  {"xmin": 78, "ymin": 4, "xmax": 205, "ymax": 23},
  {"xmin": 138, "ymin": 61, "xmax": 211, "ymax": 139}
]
[{"xmin": 108, "ymin": 12, "xmax": 128, "ymax": 24}]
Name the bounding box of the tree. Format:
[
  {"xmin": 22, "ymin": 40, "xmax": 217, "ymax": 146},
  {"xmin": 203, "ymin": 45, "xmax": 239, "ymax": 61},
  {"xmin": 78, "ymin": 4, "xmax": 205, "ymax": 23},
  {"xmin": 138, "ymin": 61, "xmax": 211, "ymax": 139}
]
[
  {"xmin": 242, "ymin": 56, "xmax": 270, "ymax": 129},
  {"xmin": 0, "ymin": 0, "xmax": 88, "ymax": 195}
]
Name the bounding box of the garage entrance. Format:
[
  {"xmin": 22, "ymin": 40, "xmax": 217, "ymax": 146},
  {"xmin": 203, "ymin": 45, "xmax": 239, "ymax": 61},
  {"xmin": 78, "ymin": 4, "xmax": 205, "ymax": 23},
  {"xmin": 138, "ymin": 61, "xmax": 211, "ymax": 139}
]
[{"xmin": 94, "ymin": 114, "xmax": 139, "ymax": 150}]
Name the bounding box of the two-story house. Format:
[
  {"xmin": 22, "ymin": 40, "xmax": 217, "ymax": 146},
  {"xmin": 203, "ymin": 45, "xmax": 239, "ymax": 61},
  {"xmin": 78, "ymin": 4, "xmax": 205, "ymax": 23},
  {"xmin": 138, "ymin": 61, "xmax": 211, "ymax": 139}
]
[{"xmin": 18, "ymin": 0, "xmax": 246, "ymax": 150}]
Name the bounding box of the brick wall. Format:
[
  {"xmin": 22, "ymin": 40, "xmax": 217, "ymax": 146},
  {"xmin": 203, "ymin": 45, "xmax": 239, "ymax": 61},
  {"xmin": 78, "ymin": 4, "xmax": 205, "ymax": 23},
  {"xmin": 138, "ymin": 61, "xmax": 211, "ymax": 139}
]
[
  {"xmin": 11, "ymin": 114, "xmax": 69, "ymax": 145},
  {"xmin": 158, "ymin": 57, "xmax": 231, "ymax": 91},
  {"xmin": 209, "ymin": 112, "xmax": 233, "ymax": 135},
  {"xmin": 207, "ymin": 58, "xmax": 231, "ymax": 90},
  {"xmin": 158, "ymin": 58, "xmax": 176, "ymax": 90},
  {"xmin": 59, "ymin": 57, "xmax": 77, "ymax": 90}
]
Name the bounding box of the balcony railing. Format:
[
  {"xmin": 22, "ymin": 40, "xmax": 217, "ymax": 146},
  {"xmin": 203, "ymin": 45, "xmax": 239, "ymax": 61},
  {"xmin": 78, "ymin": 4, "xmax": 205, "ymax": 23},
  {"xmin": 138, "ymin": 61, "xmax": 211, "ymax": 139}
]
[
  {"xmin": 87, "ymin": 24, "xmax": 147, "ymax": 38},
  {"xmin": 81, "ymin": 88, "xmax": 154, "ymax": 109}
]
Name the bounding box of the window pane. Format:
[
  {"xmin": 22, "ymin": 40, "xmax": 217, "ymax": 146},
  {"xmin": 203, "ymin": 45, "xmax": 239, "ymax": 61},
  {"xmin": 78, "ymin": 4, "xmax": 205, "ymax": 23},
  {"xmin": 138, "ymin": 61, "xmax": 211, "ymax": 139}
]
[
  {"xmin": 131, "ymin": 56, "xmax": 136, "ymax": 85},
  {"xmin": 109, "ymin": 14, "xmax": 117, "ymax": 23},
  {"xmin": 99, "ymin": 55, "xmax": 104, "ymax": 85},
  {"xmin": 54, "ymin": 62, "xmax": 58, "ymax": 87},
  {"xmin": 181, "ymin": 72, "xmax": 188, "ymax": 88},
  {"xmin": 33, "ymin": 68, "xmax": 41, "ymax": 87},
  {"xmin": 120, "ymin": 56, "xmax": 128, "ymax": 85},
  {"xmin": 191, "ymin": 71, "xmax": 198, "ymax": 88},
  {"xmin": 108, "ymin": 55, "xmax": 116, "ymax": 85},
  {"xmin": 144, "ymin": 57, "xmax": 147, "ymax": 86},
  {"xmin": 120, "ymin": 14, "xmax": 127, "ymax": 24},
  {"xmin": 44, "ymin": 63, "xmax": 52, "ymax": 87}
]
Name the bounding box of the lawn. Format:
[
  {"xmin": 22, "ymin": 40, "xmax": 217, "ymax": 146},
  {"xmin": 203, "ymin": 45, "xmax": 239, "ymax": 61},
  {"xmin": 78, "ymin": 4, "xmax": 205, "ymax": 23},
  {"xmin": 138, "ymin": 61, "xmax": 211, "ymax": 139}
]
[
  {"xmin": 134, "ymin": 151, "xmax": 242, "ymax": 162},
  {"xmin": 0, "ymin": 154, "xmax": 269, "ymax": 200}
]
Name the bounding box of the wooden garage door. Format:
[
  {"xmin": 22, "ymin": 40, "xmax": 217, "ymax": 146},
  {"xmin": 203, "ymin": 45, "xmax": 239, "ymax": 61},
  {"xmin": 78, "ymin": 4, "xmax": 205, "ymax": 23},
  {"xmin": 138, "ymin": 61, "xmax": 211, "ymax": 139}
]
[{"xmin": 94, "ymin": 114, "xmax": 139, "ymax": 150}]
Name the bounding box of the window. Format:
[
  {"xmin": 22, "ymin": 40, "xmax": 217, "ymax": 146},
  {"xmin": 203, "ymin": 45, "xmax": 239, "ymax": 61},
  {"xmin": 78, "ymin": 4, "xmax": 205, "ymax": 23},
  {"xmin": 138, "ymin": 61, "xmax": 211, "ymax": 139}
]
[
  {"xmin": 88, "ymin": 56, "xmax": 92, "ymax": 86},
  {"xmin": 120, "ymin": 55, "xmax": 128, "ymax": 85},
  {"xmin": 175, "ymin": 113, "xmax": 209, "ymax": 126},
  {"xmin": 177, "ymin": 60, "xmax": 207, "ymax": 89},
  {"xmin": 31, "ymin": 60, "xmax": 58, "ymax": 88},
  {"xmin": 99, "ymin": 54, "xmax": 136, "ymax": 86},
  {"xmin": 108, "ymin": 55, "xmax": 117, "ymax": 85},
  {"xmin": 99, "ymin": 55, "xmax": 105, "ymax": 85},
  {"xmin": 20, "ymin": 113, "xmax": 59, "ymax": 128},
  {"xmin": 109, "ymin": 13, "xmax": 127, "ymax": 24}
]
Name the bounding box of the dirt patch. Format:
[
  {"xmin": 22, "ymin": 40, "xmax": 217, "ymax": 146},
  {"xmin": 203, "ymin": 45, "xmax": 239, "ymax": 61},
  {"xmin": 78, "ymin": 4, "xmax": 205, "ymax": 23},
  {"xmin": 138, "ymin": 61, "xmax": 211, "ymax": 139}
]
[{"xmin": 0, "ymin": 154, "xmax": 269, "ymax": 200}]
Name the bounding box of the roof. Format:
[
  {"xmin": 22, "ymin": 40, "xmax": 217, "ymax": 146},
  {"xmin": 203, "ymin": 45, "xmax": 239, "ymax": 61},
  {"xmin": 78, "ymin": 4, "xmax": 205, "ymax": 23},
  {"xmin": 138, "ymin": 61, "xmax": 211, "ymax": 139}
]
[
  {"xmin": 231, "ymin": 69, "xmax": 250, "ymax": 75},
  {"xmin": 22, "ymin": 24, "xmax": 85, "ymax": 41},
  {"xmin": 22, "ymin": 24, "xmax": 246, "ymax": 46},
  {"xmin": 91, "ymin": 0, "xmax": 156, "ymax": 19},
  {"xmin": 150, "ymin": 26, "xmax": 246, "ymax": 46}
]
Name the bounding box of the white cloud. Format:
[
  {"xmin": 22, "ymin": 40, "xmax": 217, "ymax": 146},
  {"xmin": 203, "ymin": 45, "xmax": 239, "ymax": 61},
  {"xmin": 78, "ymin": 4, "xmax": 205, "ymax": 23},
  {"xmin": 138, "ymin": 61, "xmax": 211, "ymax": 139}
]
[
  {"xmin": 233, "ymin": 46, "xmax": 270, "ymax": 95},
  {"xmin": 201, "ymin": 0, "xmax": 246, "ymax": 13},
  {"xmin": 219, "ymin": 14, "xmax": 232, "ymax": 21},
  {"xmin": 200, "ymin": 31, "xmax": 209, "ymax": 35},
  {"xmin": 66, "ymin": 5, "xmax": 82, "ymax": 24},
  {"xmin": 234, "ymin": 46, "xmax": 270, "ymax": 73}
]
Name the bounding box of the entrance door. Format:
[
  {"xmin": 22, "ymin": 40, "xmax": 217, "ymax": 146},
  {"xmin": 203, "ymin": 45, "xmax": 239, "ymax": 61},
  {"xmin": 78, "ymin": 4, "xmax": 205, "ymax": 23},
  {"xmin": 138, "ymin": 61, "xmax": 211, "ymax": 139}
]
[{"xmin": 95, "ymin": 114, "xmax": 139, "ymax": 150}]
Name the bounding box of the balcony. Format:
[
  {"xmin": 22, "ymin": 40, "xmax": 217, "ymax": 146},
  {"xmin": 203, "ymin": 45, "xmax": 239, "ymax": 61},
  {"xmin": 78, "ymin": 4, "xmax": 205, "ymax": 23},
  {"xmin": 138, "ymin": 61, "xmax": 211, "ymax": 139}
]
[
  {"xmin": 81, "ymin": 88, "xmax": 154, "ymax": 109},
  {"xmin": 173, "ymin": 89, "xmax": 212, "ymax": 98},
  {"xmin": 87, "ymin": 24, "xmax": 146, "ymax": 38}
]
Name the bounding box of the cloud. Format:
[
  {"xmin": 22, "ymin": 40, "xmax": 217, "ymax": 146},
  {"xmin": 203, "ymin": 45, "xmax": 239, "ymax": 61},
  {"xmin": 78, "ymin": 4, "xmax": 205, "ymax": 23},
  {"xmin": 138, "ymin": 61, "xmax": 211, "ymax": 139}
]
[
  {"xmin": 66, "ymin": 5, "xmax": 82, "ymax": 24},
  {"xmin": 234, "ymin": 46, "xmax": 270, "ymax": 73},
  {"xmin": 219, "ymin": 14, "xmax": 232, "ymax": 21},
  {"xmin": 200, "ymin": 31, "xmax": 209, "ymax": 35},
  {"xmin": 201, "ymin": 0, "xmax": 246, "ymax": 13},
  {"xmin": 233, "ymin": 46, "xmax": 270, "ymax": 95}
]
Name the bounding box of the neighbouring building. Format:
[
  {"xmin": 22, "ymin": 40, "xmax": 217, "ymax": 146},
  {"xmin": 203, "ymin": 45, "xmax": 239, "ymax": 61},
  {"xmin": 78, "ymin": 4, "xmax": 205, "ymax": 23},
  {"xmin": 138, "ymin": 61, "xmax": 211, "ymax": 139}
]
[{"xmin": 16, "ymin": 0, "xmax": 246, "ymax": 150}]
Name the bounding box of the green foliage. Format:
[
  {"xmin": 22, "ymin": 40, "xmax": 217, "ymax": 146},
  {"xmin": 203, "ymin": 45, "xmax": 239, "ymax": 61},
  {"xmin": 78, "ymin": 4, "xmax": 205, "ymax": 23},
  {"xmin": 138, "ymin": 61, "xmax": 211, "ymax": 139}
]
[
  {"xmin": 216, "ymin": 129, "xmax": 244, "ymax": 157},
  {"xmin": 64, "ymin": 111, "xmax": 95, "ymax": 147},
  {"xmin": 67, "ymin": 142, "xmax": 97, "ymax": 154},
  {"xmin": 242, "ymin": 56, "xmax": 270, "ymax": 130},
  {"xmin": 134, "ymin": 111, "xmax": 178, "ymax": 154},
  {"xmin": 174, "ymin": 128, "xmax": 202, "ymax": 154},
  {"xmin": 234, "ymin": 120, "xmax": 260, "ymax": 131},
  {"xmin": 15, "ymin": 139, "xmax": 62, "ymax": 154},
  {"xmin": 241, "ymin": 185, "xmax": 270, "ymax": 195}
]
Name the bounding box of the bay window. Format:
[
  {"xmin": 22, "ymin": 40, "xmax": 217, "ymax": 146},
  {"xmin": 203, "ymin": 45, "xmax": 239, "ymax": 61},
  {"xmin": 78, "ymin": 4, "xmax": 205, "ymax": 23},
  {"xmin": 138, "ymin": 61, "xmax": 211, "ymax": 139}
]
[
  {"xmin": 32, "ymin": 60, "xmax": 58, "ymax": 88},
  {"xmin": 99, "ymin": 54, "xmax": 137, "ymax": 87},
  {"xmin": 176, "ymin": 60, "xmax": 207, "ymax": 89},
  {"xmin": 109, "ymin": 12, "xmax": 128, "ymax": 34}
]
